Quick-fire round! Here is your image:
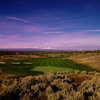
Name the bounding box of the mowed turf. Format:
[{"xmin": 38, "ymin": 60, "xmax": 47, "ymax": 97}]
[
  {"xmin": 32, "ymin": 66, "xmax": 73, "ymax": 73},
  {"xmin": 0, "ymin": 57, "xmax": 96, "ymax": 75}
]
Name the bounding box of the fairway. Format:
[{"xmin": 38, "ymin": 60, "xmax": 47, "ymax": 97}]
[
  {"xmin": 0, "ymin": 57, "xmax": 95, "ymax": 74},
  {"xmin": 31, "ymin": 66, "xmax": 73, "ymax": 72}
]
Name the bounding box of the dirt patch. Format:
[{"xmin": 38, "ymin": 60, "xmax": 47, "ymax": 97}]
[
  {"xmin": 0, "ymin": 62, "xmax": 6, "ymax": 64},
  {"xmin": 0, "ymin": 72, "xmax": 16, "ymax": 81},
  {"xmin": 11, "ymin": 62, "xmax": 20, "ymax": 64},
  {"xmin": 23, "ymin": 62, "xmax": 32, "ymax": 64},
  {"xmin": 67, "ymin": 74, "xmax": 92, "ymax": 85}
]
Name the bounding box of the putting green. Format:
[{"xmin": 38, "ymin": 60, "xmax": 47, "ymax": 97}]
[{"xmin": 31, "ymin": 66, "xmax": 73, "ymax": 73}]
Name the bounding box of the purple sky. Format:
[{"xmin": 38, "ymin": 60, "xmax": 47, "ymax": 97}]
[{"xmin": 0, "ymin": 0, "xmax": 100, "ymax": 50}]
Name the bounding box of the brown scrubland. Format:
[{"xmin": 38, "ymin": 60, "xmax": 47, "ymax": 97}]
[
  {"xmin": 0, "ymin": 70, "xmax": 100, "ymax": 100},
  {"xmin": 0, "ymin": 55, "xmax": 40, "ymax": 62},
  {"xmin": 69, "ymin": 53, "xmax": 100, "ymax": 70}
]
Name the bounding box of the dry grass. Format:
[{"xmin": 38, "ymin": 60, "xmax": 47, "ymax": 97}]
[
  {"xmin": 0, "ymin": 54, "xmax": 40, "ymax": 62},
  {"xmin": 69, "ymin": 53, "xmax": 100, "ymax": 70}
]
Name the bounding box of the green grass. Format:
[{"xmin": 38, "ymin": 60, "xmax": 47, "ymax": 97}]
[
  {"xmin": 32, "ymin": 66, "xmax": 73, "ymax": 73},
  {"xmin": 0, "ymin": 57, "xmax": 96, "ymax": 75}
]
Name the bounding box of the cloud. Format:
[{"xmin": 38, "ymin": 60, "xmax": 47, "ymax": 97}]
[
  {"xmin": 86, "ymin": 30, "xmax": 100, "ymax": 32},
  {"xmin": 7, "ymin": 35, "xmax": 24, "ymax": 40},
  {"xmin": 44, "ymin": 32, "xmax": 65, "ymax": 34},
  {"xmin": 0, "ymin": 34, "xmax": 24, "ymax": 40},
  {"xmin": 7, "ymin": 16, "xmax": 30, "ymax": 23}
]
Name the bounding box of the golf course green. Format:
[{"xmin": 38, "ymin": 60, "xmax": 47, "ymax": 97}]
[{"xmin": 0, "ymin": 57, "xmax": 95, "ymax": 74}]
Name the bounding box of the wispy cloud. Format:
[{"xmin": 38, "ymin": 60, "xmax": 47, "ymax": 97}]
[
  {"xmin": 86, "ymin": 30, "xmax": 100, "ymax": 32},
  {"xmin": 7, "ymin": 16, "xmax": 30, "ymax": 23},
  {"xmin": 44, "ymin": 32, "xmax": 65, "ymax": 34},
  {"xmin": 7, "ymin": 35, "xmax": 23, "ymax": 39},
  {"xmin": 22, "ymin": 26, "xmax": 44, "ymax": 33},
  {"xmin": 0, "ymin": 34, "xmax": 24, "ymax": 40}
]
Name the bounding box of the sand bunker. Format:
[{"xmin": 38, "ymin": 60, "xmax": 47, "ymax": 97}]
[
  {"xmin": 0, "ymin": 62, "xmax": 6, "ymax": 64},
  {"xmin": 11, "ymin": 62, "xmax": 20, "ymax": 64}
]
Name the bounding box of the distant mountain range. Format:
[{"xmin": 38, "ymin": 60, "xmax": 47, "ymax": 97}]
[
  {"xmin": 0, "ymin": 48, "xmax": 55, "ymax": 51},
  {"xmin": 0, "ymin": 46, "xmax": 100, "ymax": 51}
]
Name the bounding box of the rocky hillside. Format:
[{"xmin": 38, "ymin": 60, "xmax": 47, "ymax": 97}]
[{"xmin": 0, "ymin": 71, "xmax": 100, "ymax": 100}]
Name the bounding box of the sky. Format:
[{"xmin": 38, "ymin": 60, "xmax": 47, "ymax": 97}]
[{"xmin": 0, "ymin": 0, "xmax": 100, "ymax": 50}]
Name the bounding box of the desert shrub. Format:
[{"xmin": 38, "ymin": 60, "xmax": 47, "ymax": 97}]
[
  {"xmin": 73, "ymin": 92, "xmax": 84, "ymax": 100},
  {"xmin": 74, "ymin": 70, "xmax": 81, "ymax": 74},
  {"xmin": 81, "ymin": 70, "xmax": 88, "ymax": 75},
  {"xmin": 64, "ymin": 75, "xmax": 68, "ymax": 80},
  {"xmin": 94, "ymin": 72, "xmax": 100, "ymax": 76},
  {"xmin": 20, "ymin": 76, "xmax": 35, "ymax": 89},
  {"xmin": 51, "ymin": 79, "xmax": 62, "ymax": 86},
  {"xmin": 88, "ymin": 71, "xmax": 95, "ymax": 75},
  {"xmin": 31, "ymin": 84, "xmax": 40, "ymax": 94},
  {"xmin": 20, "ymin": 93, "xmax": 32, "ymax": 100},
  {"xmin": 47, "ymin": 93, "xmax": 58, "ymax": 100},
  {"xmin": 36, "ymin": 83, "xmax": 47, "ymax": 92},
  {"xmin": 46, "ymin": 86, "xmax": 53, "ymax": 93},
  {"xmin": 95, "ymin": 92, "xmax": 100, "ymax": 99},
  {"xmin": 77, "ymin": 78, "xmax": 100, "ymax": 100},
  {"xmin": 55, "ymin": 74, "xmax": 65, "ymax": 79},
  {"xmin": 56, "ymin": 82, "xmax": 73, "ymax": 93},
  {"xmin": 0, "ymin": 82, "xmax": 20, "ymax": 100},
  {"xmin": 55, "ymin": 91, "xmax": 63, "ymax": 99},
  {"xmin": 45, "ymin": 72, "xmax": 55, "ymax": 82},
  {"xmin": 0, "ymin": 71, "xmax": 100, "ymax": 100},
  {"xmin": 36, "ymin": 75, "xmax": 47, "ymax": 82},
  {"xmin": 65, "ymin": 71, "xmax": 72, "ymax": 74},
  {"xmin": 89, "ymin": 94, "xmax": 100, "ymax": 100},
  {"xmin": 63, "ymin": 92, "xmax": 84, "ymax": 100},
  {"xmin": 1, "ymin": 79, "xmax": 17, "ymax": 86}
]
